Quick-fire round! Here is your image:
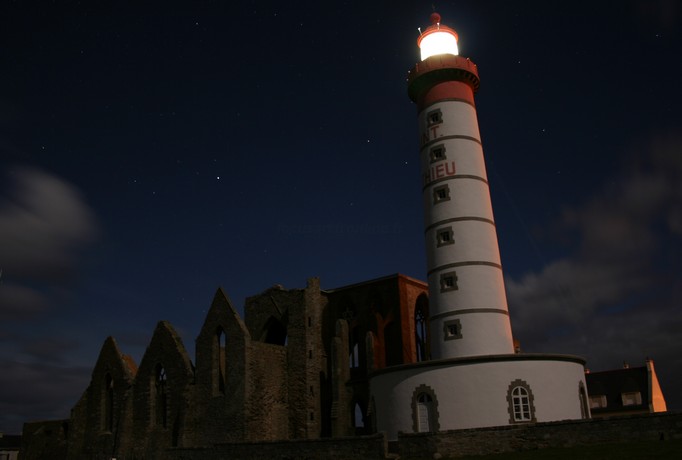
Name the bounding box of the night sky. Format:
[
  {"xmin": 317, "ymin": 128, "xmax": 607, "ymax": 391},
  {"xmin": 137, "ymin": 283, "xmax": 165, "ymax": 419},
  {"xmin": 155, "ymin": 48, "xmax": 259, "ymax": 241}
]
[{"xmin": 1, "ymin": 1, "xmax": 681, "ymax": 434}]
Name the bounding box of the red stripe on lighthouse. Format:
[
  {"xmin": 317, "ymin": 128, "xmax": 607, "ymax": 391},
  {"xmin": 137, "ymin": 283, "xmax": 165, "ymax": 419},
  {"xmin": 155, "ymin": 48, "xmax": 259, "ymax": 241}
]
[{"xmin": 420, "ymin": 81, "xmax": 475, "ymax": 110}]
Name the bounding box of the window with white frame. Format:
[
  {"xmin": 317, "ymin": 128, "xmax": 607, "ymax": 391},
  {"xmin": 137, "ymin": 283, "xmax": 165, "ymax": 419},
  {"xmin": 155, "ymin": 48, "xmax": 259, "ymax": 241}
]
[
  {"xmin": 417, "ymin": 393, "xmax": 433, "ymax": 432},
  {"xmin": 411, "ymin": 384, "xmax": 440, "ymax": 433},
  {"xmin": 506, "ymin": 379, "xmax": 536, "ymax": 424}
]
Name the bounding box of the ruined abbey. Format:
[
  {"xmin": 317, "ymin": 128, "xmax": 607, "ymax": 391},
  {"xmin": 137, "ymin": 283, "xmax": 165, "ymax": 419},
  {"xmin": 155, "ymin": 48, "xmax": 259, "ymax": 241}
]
[{"xmin": 21, "ymin": 274, "xmax": 429, "ymax": 459}]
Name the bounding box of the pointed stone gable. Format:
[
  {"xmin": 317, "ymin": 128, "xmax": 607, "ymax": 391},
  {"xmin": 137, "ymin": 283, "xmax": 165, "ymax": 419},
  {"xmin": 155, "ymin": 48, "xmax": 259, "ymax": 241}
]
[
  {"xmin": 65, "ymin": 336, "xmax": 138, "ymax": 459},
  {"xmin": 94, "ymin": 336, "xmax": 137, "ymax": 383},
  {"xmin": 130, "ymin": 321, "xmax": 194, "ymax": 456},
  {"xmin": 191, "ymin": 287, "xmax": 252, "ymax": 445},
  {"xmin": 198, "ymin": 287, "xmax": 251, "ymax": 341}
]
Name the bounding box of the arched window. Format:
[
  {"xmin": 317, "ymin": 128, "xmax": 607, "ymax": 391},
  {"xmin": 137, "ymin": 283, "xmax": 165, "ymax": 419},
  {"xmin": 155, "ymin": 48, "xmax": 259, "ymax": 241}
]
[
  {"xmin": 506, "ymin": 379, "xmax": 536, "ymax": 423},
  {"xmin": 579, "ymin": 382, "xmax": 590, "ymax": 419},
  {"xmin": 262, "ymin": 317, "xmax": 287, "ymax": 345},
  {"xmin": 215, "ymin": 327, "xmax": 226, "ymax": 395},
  {"xmin": 416, "ymin": 393, "xmax": 434, "ymax": 432},
  {"xmin": 349, "ymin": 326, "xmax": 359, "ymax": 368},
  {"xmin": 349, "ymin": 339, "xmax": 359, "ymax": 369},
  {"xmin": 411, "ymin": 384, "xmax": 440, "ymax": 433},
  {"xmin": 414, "ymin": 294, "xmax": 429, "ymax": 362},
  {"xmin": 155, "ymin": 365, "xmax": 168, "ymax": 428},
  {"xmin": 415, "ymin": 308, "xmax": 426, "ymax": 362},
  {"xmin": 341, "ymin": 304, "xmax": 360, "ymax": 369},
  {"xmin": 511, "ymin": 387, "xmax": 531, "ymax": 421},
  {"xmin": 353, "ymin": 402, "xmax": 365, "ymax": 434},
  {"xmin": 103, "ymin": 373, "xmax": 114, "ymax": 431}
]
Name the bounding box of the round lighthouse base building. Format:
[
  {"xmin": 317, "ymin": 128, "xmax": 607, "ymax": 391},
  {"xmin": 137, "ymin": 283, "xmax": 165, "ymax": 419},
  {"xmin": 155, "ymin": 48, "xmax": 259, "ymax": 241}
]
[{"xmin": 369, "ymin": 353, "xmax": 589, "ymax": 440}]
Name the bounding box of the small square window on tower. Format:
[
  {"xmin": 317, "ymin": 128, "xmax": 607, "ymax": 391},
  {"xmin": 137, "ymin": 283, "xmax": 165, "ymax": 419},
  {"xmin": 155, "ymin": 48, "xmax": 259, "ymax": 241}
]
[
  {"xmin": 443, "ymin": 319, "xmax": 462, "ymax": 341},
  {"xmin": 429, "ymin": 145, "xmax": 447, "ymax": 163},
  {"xmin": 436, "ymin": 227, "xmax": 454, "ymax": 247},
  {"xmin": 440, "ymin": 271, "xmax": 458, "ymax": 292},
  {"xmin": 433, "ymin": 185, "xmax": 451, "ymax": 204},
  {"xmin": 426, "ymin": 109, "xmax": 443, "ymax": 126}
]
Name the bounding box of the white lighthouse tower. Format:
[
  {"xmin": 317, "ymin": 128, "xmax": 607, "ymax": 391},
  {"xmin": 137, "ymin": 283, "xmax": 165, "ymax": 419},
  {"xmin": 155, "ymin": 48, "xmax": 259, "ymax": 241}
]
[
  {"xmin": 368, "ymin": 13, "xmax": 590, "ymax": 439},
  {"xmin": 408, "ymin": 12, "xmax": 514, "ymax": 360}
]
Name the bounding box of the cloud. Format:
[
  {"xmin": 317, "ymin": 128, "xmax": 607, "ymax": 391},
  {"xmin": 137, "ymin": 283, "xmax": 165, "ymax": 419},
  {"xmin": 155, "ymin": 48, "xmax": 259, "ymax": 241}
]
[
  {"xmin": 0, "ymin": 168, "xmax": 98, "ymax": 319},
  {"xmin": 0, "ymin": 358, "xmax": 91, "ymax": 434},
  {"xmin": 506, "ymin": 132, "xmax": 682, "ymax": 408},
  {"xmin": 0, "ymin": 283, "xmax": 50, "ymax": 319},
  {"xmin": 20, "ymin": 337, "xmax": 81, "ymax": 364}
]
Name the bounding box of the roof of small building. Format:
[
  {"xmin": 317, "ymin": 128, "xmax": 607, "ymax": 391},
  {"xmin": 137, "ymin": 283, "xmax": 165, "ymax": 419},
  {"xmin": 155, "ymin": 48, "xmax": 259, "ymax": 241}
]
[{"xmin": 585, "ymin": 365, "xmax": 650, "ymax": 414}]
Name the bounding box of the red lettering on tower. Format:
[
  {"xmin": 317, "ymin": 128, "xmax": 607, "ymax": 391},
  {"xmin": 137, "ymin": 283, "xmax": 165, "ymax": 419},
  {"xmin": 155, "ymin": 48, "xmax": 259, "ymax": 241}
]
[
  {"xmin": 422, "ymin": 161, "xmax": 456, "ymax": 186},
  {"xmin": 420, "ymin": 125, "xmax": 443, "ymax": 147}
]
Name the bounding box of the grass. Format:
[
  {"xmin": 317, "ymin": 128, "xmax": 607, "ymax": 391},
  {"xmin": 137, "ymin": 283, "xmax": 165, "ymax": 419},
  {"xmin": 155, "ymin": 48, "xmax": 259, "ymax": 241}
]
[{"xmin": 454, "ymin": 439, "xmax": 682, "ymax": 460}]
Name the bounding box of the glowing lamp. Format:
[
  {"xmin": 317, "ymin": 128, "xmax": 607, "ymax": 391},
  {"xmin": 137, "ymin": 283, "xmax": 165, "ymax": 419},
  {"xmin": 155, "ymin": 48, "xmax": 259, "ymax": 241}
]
[{"xmin": 418, "ymin": 12, "xmax": 459, "ymax": 60}]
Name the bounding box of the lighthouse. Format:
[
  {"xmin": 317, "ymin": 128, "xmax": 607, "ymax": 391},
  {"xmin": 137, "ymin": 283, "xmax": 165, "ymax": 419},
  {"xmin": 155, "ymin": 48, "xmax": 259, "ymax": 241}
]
[
  {"xmin": 368, "ymin": 13, "xmax": 589, "ymax": 439},
  {"xmin": 408, "ymin": 13, "xmax": 514, "ymax": 360}
]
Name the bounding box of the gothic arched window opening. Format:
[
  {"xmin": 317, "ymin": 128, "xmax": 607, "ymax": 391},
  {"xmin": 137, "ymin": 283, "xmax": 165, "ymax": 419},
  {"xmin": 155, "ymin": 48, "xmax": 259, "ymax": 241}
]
[
  {"xmin": 349, "ymin": 327, "xmax": 360, "ymax": 369},
  {"xmin": 103, "ymin": 373, "xmax": 114, "ymax": 431},
  {"xmin": 262, "ymin": 317, "xmax": 287, "ymax": 345},
  {"xmin": 414, "ymin": 294, "xmax": 429, "ymax": 362},
  {"xmin": 216, "ymin": 327, "xmax": 226, "ymax": 395},
  {"xmin": 155, "ymin": 364, "xmax": 168, "ymax": 428}
]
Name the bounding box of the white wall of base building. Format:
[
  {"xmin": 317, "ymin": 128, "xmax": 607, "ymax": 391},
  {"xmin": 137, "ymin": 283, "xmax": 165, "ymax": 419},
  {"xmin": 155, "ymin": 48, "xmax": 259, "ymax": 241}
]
[{"xmin": 369, "ymin": 354, "xmax": 588, "ymax": 440}]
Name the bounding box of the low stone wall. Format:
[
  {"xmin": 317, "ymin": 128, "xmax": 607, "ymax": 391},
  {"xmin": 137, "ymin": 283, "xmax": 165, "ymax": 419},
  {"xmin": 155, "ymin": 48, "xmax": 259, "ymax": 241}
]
[
  {"xmin": 20, "ymin": 420, "xmax": 69, "ymax": 460},
  {"xmin": 398, "ymin": 412, "xmax": 682, "ymax": 459},
  {"xmin": 167, "ymin": 432, "xmax": 389, "ymax": 460},
  {"xmin": 107, "ymin": 413, "xmax": 682, "ymax": 460}
]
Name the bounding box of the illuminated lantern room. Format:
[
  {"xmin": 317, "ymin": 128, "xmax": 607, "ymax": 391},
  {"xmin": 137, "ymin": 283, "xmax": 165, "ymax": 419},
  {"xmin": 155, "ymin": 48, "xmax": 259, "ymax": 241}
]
[{"xmin": 418, "ymin": 12, "xmax": 459, "ymax": 61}]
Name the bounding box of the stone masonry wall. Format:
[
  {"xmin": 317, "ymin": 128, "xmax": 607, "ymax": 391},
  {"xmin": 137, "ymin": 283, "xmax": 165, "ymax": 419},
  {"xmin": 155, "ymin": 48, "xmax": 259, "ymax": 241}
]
[
  {"xmin": 398, "ymin": 412, "xmax": 682, "ymax": 459},
  {"xmin": 20, "ymin": 420, "xmax": 69, "ymax": 460},
  {"xmin": 166, "ymin": 433, "xmax": 389, "ymax": 460},
  {"xmin": 247, "ymin": 341, "xmax": 289, "ymax": 440},
  {"xmin": 164, "ymin": 413, "xmax": 682, "ymax": 460}
]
